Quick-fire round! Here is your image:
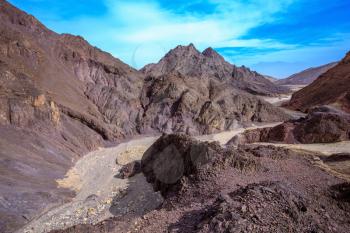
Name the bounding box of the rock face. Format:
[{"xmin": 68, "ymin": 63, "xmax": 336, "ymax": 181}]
[
  {"xmin": 142, "ymin": 45, "xmax": 289, "ymax": 96},
  {"xmin": 230, "ymin": 106, "xmax": 350, "ymax": 145},
  {"xmin": 139, "ymin": 72, "xmax": 289, "ymax": 135},
  {"xmin": 289, "ymin": 52, "xmax": 350, "ymax": 113},
  {"xmin": 276, "ymin": 62, "xmax": 337, "ymax": 85}
]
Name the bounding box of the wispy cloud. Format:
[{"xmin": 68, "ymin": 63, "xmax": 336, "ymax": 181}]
[{"xmin": 33, "ymin": 0, "xmax": 298, "ymax": 67}]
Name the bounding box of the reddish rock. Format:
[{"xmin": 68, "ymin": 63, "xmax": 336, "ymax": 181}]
[
  {"xmin": 288, "ymin": 51, "xmax": 350, "ymax": 113},
  {"xmin": 229, "ymin": 106, "xmax": 350, "ymax": 145},
  {"xmin": 117, "ymin": 161, "xmax": 141, "ymax": 179}
]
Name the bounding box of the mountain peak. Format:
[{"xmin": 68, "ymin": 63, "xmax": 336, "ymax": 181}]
[
  {"xmin": 172, "ymin": 43, "xmax": 198, "ymax": 52},
  {"xmin": 202, "ymin": 47, "xmax": 225, "ymax": 61}
]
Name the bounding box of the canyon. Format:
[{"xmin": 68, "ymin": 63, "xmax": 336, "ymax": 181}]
[{"xmin": 0, "ymin": 0, "xmax": 349, "ymax": 233}]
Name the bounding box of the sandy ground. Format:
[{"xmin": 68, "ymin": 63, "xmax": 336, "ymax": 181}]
[
  {"xmin": 257, "ymin": 86, "xmax": 307, "ymax": 119},
  {"xmin": 196, "ymin": 122, "xmax": 282, "ymax": 145},
  {"xmin": 261, "ymin": 95, "xmax": 292, "ymax": 105},
  {"xmin": 255, "ymin": 141, "xmax": 350, "ymax": 156}
]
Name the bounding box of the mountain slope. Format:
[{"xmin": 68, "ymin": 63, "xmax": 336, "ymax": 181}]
[
  {"xmin": 0, "ymin": 1, "xmax": 144, "ymax": 231},
  {"xmin": 288, "ymin": 52, "xmax": 350, "ymax": 113},
  {"xmin": 139, "ymin": 72, "xmax": 289, "ymax": 135},
  {"xmin": 276, "ymin": 62, "xmax": 337, "ymax": 85},
  {"xmin": 142, "ymin": 45, "xmax": 289, "ymax": 96}
]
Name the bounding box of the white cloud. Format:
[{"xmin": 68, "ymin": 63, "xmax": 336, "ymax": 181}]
[{"xmin": 45, "ymin": 0, "xmax": 298, "ymax": 68}]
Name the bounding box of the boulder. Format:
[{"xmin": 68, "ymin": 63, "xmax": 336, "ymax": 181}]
[{"xmin": 141, "ymin": 134, "xmax": 258, "ymax": 197}]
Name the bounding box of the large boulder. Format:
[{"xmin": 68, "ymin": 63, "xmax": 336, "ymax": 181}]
[{"xmin": 141, "ymin": 134, "xmax": 258, "ymax": 197}]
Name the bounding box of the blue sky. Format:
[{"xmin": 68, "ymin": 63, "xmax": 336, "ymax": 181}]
[{"xmin": 8, "ymin": 0, "xmax": 350, "ymax": 78}]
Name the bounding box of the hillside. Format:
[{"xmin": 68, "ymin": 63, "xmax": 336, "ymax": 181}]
[
  {"xmin": 276, "ymin": 62, "xmax": 337, "ymax": 85},
  {"xmin": 288, "ymin": 52, "xmax": 350, "ymax": 113}
]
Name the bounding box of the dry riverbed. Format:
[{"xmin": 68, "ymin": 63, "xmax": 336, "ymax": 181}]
[
  {"xmin": 18, "ymin": 123, "xmax": 283, "ymax": 233},
  {"xmin": 18, "ymin": 120, "xmax": 350, "ymax": 233}
]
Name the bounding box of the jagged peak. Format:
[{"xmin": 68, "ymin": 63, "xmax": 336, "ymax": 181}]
[
  {"xmin": 202, "ymin": 47, "xmax": 222, "ymax": 59},
  {"xmin": 170, "ymin": 43, "xmax": 199, "ymax": 54}
]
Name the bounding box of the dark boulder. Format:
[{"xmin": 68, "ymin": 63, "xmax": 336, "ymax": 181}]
[{"xmin": 141, "ymin": 134, "xmax": 258, "ymax": 197}]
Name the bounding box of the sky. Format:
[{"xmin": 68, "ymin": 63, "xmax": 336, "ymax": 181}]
[{"xmin": 8, "ymin": 0, "xmax": 350, "ymax": 78}]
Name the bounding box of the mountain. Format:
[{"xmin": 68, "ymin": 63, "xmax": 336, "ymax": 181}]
[
  {"xmin": 142, "ymin": 45, "xmax": 289, "ymax": 96},
  {"xmin": 288, "ymin": 52, "xmax": 350, "ymax": 113},
  {"xmin": 139, "ymin": 72, "xmax": 289, "ymax": 136},
  {"xmin": 276, "ymin": 62, "xmax": 337, "ymax": 85},
  {"xmin": 0, "ymin": 1, "xmax": 290, "ymax": 232},
  {"xmin": 0, "ymin": 0, "xmax": 144, "ymax": 231}
]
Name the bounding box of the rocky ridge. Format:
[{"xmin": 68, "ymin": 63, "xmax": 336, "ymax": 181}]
[
  {"xmin": 142, "ymin": 45, "xmax": 289, "ymax": 96},
  {"xmin": 288, "ymin": 52, "xmax": 350, "ymax": 113}
]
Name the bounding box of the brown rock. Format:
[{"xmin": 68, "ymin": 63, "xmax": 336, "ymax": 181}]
[
  {"xmin": 117, "ymin": 161, "xmax": 141, "ymax": 179},
  {"xmin": 288, "ymin": 51, "xmax": 350, "ymax": 113},
  {"xmin": 142, "ymin": 44, "xmax": 289, "ymax": 96},
  {"xmin": 229, "ymin": 106, "xmax": 350, "ymax": 145},
  {"xmin": 141, "ymin": 134, "xmax": 258, "ymax": 197}
]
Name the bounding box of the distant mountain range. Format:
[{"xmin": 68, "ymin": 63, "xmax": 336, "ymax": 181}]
[{"xmin": 276, "ymin": 62, "xmax": 338, "ymax": 85}]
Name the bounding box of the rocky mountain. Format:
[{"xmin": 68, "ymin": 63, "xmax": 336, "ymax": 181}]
[
  {"xmin": 0, "ymin": 1, "xmax": 291, "ymax": 232},
  {"xmin": 288, "ymin": 52, "xmax": 350, "ymax": 113},
  {"xmin": 0, "ymin": 0, "xmax": 144, "ymax": 231},
  {"xmin": 139, "ymin": 72, "xmax": 289, "ymax": 135},
  {"xmin": 276, "ymin": 62, "xmax": 337, "ymax": 85},
  {"xmin": 142, "ymin": 45, "xmax": 289, "ymax": 96}
]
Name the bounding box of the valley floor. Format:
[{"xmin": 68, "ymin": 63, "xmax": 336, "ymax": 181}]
[{"xmin": 18, "ymin": 121, "xmax": 350, "ymax": 233}]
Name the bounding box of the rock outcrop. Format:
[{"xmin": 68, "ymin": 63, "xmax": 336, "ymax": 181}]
[
  {"xmin": 141, "ymin": 134, "xmax": 258, "ymax": 197},
  {"xmin": 288, "ymin": 52, "xmax": 350, "ymax": 113},
  {"xmin": 229, "ymin": 106, "xmax": 350, "ymax": 145},
  {"xmin": 142, "ymin": 45, "xmax": 289, "ymax": 96},
  {"xmin": 139, "ymin": 72, "xmax": 289, "ymax": 135},
  {"xmin": 276, "ymin": 62, "xmax": 337, "ymax": 85}
]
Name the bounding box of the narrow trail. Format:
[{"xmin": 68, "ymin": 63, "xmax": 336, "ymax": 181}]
[{"xmin": 255, "ymin": 141, "xmax": 350, "ymax": 156}]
